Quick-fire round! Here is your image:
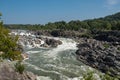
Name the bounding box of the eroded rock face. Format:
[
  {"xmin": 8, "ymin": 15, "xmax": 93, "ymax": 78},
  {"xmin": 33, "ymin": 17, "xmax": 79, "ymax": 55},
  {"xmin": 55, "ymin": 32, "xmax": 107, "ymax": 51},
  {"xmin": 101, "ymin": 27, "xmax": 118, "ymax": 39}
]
[
  {"xmin": 0, "ymin": 62, "xmax": 37, "ymax": 80},
  {"xmin": 76, "ymin": 38, "xmax": 120, "ymax": 78}
]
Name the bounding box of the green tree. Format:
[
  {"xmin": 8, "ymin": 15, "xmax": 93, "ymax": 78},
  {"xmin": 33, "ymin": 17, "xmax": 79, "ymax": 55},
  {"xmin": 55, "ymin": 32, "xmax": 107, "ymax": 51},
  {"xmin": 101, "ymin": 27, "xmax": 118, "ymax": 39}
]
[
  {"xmin": 0, "ymin": 13, "xmax": 22, "ymax": 61},
  {"xmin": 0, "ymin": 13, "xmax": 2, "ymax": 18}
]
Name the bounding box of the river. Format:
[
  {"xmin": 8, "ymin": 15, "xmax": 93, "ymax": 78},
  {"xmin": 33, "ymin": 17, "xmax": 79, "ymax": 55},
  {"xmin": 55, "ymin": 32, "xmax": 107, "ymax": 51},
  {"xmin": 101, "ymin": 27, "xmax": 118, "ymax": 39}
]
[{"xmin": 13, "ymin": 30, "xmax": 100, "ymax": 80}]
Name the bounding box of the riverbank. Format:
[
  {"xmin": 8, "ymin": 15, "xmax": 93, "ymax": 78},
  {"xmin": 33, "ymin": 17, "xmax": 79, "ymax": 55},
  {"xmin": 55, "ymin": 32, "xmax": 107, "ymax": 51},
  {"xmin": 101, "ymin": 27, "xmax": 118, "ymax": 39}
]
[
  {"xmin": 0, "ymin": 60, "xmax": 37, "ymax": 80},
  {"xmin": 34, "ymin": 29, "xmax": 120, "ymax": 79},
  {"xmin": 76, "ymin": 38, "xmax": 120, "ymax": 79}
]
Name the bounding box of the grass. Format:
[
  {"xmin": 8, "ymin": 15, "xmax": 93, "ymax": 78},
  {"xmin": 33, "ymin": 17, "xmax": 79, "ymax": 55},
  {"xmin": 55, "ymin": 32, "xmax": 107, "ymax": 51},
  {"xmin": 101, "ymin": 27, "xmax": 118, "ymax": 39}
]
[
  {"xmin": 117, "ymin": 47, "xmax": 120, "ymax": 51},
  {"xmin": 83, "ymin": 71, "xmax": 119, "ymax": 80},
  {"xmin": 103, "ymin": 43, "xmax": 110, "ymax": 49}
]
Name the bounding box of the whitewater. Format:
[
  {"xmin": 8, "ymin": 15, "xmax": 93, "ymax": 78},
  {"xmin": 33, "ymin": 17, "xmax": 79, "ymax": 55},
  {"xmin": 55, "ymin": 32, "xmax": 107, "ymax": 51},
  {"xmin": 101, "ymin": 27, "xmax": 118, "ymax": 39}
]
[{"xmin": 13, "ymin": 30, "xmax": 101, "ymax": 80}]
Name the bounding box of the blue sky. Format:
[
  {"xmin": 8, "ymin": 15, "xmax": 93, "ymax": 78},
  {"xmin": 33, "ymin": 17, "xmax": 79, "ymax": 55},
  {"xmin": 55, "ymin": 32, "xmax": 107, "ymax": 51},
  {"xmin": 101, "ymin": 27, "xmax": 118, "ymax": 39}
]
[{"xmin": 0, "ymin": 0, "xmax": 120, "ymax": 24}]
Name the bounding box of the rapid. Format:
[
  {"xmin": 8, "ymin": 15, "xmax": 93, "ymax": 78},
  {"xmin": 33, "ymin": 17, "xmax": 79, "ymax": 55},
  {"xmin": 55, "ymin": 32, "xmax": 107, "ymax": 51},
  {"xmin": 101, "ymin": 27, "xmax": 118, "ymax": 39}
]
[{"xmin": 12, "ymin": 30, "xmax": 101, "ymax": 80}]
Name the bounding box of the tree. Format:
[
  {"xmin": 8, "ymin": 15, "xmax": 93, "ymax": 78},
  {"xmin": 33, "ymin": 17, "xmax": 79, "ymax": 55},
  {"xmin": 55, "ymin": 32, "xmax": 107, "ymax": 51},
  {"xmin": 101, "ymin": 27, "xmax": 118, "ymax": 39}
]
[
  {"xmin": 0, "ymin": 13, "xmax": 2, "ymax": 19},
  {"xmin": 0, "ymin": 13, "xmax": 22, "ymax": 61}
]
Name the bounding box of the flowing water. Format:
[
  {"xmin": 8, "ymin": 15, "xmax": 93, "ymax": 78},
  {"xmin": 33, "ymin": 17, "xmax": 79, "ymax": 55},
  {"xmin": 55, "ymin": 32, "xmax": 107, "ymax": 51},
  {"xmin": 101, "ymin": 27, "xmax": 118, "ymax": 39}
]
[
  {"xmin": 13, "ymin": 30, "xmax": 100, "ymax": 80},
  {"xmin": 23, "ymin": 37, "xmax": 98, "ymax": 80}
]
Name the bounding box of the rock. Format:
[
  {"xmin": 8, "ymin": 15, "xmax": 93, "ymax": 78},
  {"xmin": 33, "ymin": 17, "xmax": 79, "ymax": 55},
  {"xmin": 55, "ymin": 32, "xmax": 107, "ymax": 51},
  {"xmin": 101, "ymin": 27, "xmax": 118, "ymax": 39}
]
[
  {"xmin": 18, "ymin": 31, "xmax": 62, "ymax": 48},
  {"xmin": 93, "ymin": 30, "xmax": 120, "ymax": 43},
  {"xmin": 21, "ymin": 53, "xmax": 29, "ymax": 60},
  {"xmin": 77, "ymin": 43, "xmax": 91, "ymax": 49},
  {"xmin": 25, "ymin": 71, "xmax": 37, "ymax": 80},
  {"xmin": 0, "ymin": 62, "xmax": 37, "ymax": 80},
  {"xmin": 40, "ymin": 43, "xmax": 49, "ymax": 47},
  {"xmin": 76, "ymin": 38, "xmax": 120, "ymax": 78},
  {"xmin": 35, "ymin": 30, "xmax": 51, "ymax": 36},
  {"xmin": 45, "ymin": 38, "xmax": 62, "ymax": 47}
]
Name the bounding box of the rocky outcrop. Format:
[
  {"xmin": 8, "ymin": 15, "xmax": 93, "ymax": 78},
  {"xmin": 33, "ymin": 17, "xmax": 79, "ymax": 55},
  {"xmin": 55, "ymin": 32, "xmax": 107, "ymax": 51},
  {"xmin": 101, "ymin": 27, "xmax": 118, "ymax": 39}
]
[
  {"xmin": 18, "ymin": 33, "xmax": 62, "ymax": 48},
  {"xmin": 35, "ymin": 30, "xmax": 51, "ymax": 36},
  {"xmin": 0, "ymin": 62, "xmax": 37, "ymax": 80},
  {"xmin": 35, "ymin": 29, "xmax": 87, "ymax": 39},
  {"xmin": 51, "ymin": 29, "xmax": 88, "ymax": 38},
  {"xmin": 76, "ymin": 38, "xmax": 120, "ymax": 78},
  {"xmin": 93, "ymin": 30, "xmax": 120, "ymax": 43},
  {"xmin": 44, "ymin": 38, "xmax": 62, "ymax": 47}
]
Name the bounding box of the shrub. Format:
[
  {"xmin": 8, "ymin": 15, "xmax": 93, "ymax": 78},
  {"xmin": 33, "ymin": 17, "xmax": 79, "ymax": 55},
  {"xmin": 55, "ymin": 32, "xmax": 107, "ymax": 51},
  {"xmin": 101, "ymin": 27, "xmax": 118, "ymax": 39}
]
[
  {"xmin": 83, "ymin": 72, "xmax": 119, "ymax": 80},
  {"xmin": 83, "ymin": 72, "xmax": 94, "ymax": 80},
  {"xmin": 117, "ymin": 47, "xmax": 120, "ymax": 51},
  {"xmin": 14, "ymin": 61, "xmax": 25, "ymax": 74},
  {"xmin": 100, "ymin": 74, "xmax": 119, "ymax": 80},
  {"xmin": 103, "ymin": 43, "xmax": 110, "ymax": 48}
]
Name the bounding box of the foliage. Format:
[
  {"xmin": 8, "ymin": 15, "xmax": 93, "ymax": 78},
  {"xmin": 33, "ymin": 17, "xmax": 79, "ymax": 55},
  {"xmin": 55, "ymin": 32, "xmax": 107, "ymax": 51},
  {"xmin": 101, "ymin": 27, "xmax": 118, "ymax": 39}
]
[
  {"xmin": 0, "ymin": 13, "xmax": 2, "ymax": 16},
  {"xmin": 103, "ymin": 43, "xmax": 110, "ymax": 49},
  {"xmin": 14, "ymin": 61, "xmax": 25, "ymax": 74},
  {"xmin": 83, "ymin": 72, "xmax": 119, "ymax": 80},
  {"xmin": 0, "ymin": 13, "xmax": 22, "ymax": 61},
  {"xmin": 100, "ymin": 74, "xmax": 119, "ymax": 80},
  {"xmin": 118, "ymin": 47, "xmax": 120, "ymax": 51},
  {"xmin": 0, "ymin": 13, "xmax": 2, "ymax": 19},
  {"xmin": 4, "ymin": 12, "xmax": 120, "ymax": 31},
  {"xmin": 83, "ymin": 72, "xmax": 94, "ymax": 80}
]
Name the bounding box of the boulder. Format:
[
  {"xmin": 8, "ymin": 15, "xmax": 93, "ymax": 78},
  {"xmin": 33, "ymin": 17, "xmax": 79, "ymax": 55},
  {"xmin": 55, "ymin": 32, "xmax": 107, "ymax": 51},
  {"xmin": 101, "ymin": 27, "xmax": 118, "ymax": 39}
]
[{"xmin": 45, "ymin": 38, "xmax": 62, "ymax": 47}]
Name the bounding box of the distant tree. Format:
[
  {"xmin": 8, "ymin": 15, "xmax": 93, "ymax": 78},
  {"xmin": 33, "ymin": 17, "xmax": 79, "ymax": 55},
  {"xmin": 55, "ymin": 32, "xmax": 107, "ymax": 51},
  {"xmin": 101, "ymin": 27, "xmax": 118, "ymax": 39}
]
[
  {"xmin": 0, "ymin": 13, "xmax": 1, "ymax": 15},
  {"xmin": 0, "ymin": 13, "xmax": 2, "ymax": 22},
  {"xmin": 4, "ymin": 12, "xmax": 120, "ymax": 31}
]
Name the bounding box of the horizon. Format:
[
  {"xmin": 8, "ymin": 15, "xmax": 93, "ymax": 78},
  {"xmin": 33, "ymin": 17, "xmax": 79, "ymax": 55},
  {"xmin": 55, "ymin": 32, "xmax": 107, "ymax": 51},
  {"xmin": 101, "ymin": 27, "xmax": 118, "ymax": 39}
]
[{"xmin": 0, "ymin": 0, "xmax": 120, "ymax": 24}]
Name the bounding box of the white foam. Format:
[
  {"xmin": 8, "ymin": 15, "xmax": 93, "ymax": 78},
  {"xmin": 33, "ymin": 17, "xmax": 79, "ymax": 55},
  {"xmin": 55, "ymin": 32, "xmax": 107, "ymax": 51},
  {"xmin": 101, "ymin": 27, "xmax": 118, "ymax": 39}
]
[
  {"xmin": 68, "ymin": 76, "xmax": 83, "ymax": 80},
  {"xmin": 24, "ymin": 62, "xmax": 61, "ymax": 75},
  {"xmin": 41, "ymin": 40, "xmax": 45, "ymax": 45},
  {"xmin": 93, "ymin": 73, "xmax": 101, "ymax": 80},
  {"xmin": 26, "ymin": 51, "xmax": 41, "ymax": 54},
  {"xmin": 37, "ymin": 76, "xmax": 52, "ymax": 80},
  {"xmin": 44, "ymin": 38, "xmax": 78, "ymax": 58}
]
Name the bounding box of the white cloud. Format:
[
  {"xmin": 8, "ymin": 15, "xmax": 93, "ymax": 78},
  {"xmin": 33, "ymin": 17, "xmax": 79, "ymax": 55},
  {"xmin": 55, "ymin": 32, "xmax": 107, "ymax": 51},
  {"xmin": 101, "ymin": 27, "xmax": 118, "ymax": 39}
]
[
  {"xmin": 104, "ymin": 0, "xmax": 120, "ymax": 9},
  {"xmin": 107, "ymin": 0, "xmax": 119, "ymax": 5}
]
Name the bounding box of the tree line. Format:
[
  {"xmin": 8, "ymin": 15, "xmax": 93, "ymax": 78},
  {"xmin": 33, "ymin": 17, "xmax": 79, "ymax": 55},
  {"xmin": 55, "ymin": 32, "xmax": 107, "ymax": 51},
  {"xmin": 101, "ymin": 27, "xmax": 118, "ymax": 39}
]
[{"xmin": 4, "ymin": 12, "xmax": 120, "ymax": 31}]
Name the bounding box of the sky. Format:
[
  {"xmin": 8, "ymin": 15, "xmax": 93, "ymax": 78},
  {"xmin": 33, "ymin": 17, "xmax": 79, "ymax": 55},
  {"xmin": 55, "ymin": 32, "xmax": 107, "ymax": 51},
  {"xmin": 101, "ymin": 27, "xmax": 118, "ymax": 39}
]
[{"xmin": 0, "ymin": 0, "xmax": 120, "ymax": 24}]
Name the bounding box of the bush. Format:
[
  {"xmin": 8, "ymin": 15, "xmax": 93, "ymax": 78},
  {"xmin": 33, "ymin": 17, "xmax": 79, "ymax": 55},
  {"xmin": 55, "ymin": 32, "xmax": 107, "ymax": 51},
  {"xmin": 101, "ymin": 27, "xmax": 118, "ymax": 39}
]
[
  {"xmin": 83, "ymin": 72, "xmax": 94, "ymax": 80},
  {"xmin": 100, "ymin": 74, "xmax": 119, "ymax": 80},
  {"xmin": 117, "ymin": 47, "xmax": 120, "ymax": 51},
  {"xmin": 103, "ymin": 43, "xmax": 110, "ymax": 49},
  {"xmin": 14, "ymin": 61, "xmax": 25, "ymax": 74},
  {"xmin": 83, "ymin": 71, "xmax": 119, "ymax": 80}
]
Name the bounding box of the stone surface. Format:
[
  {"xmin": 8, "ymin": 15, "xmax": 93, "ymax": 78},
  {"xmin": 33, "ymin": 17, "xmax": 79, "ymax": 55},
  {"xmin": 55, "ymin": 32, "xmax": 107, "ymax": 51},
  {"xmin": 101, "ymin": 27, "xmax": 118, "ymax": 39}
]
[
  {"xmin": 93, "ymin": 30, "xmax": 120, "ymax": 43},
  {"xmin": 18, "ymin": 33, "xmax": 62, "ymax": 48},
  {"xmin": 45, "ymin": 38, "xmax": 62, "ymax": 47},
  {"xmin": 0, "ymin": 61, "xmax": 37, "ymax": 80},
  {"xmin": 76, "ymin": 38, "xmax": 120, "ymax": 78}
]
